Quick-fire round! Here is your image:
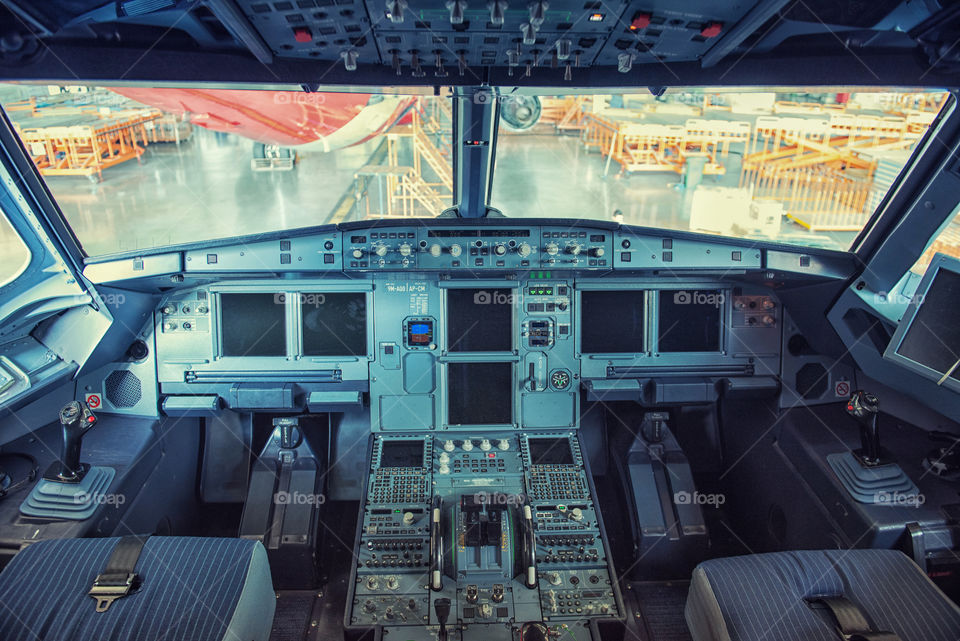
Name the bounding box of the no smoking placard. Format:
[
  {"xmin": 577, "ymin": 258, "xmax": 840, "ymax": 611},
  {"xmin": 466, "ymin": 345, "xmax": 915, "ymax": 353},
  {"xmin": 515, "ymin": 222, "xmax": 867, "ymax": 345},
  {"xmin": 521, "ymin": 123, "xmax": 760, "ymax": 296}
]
[
  {"xmin": 834, "ymin": 380, "xmax": 850, "ymax": 398},
  {"xmin": 85, "ymin": 393, "xmax": 102, "ymax": 409}
]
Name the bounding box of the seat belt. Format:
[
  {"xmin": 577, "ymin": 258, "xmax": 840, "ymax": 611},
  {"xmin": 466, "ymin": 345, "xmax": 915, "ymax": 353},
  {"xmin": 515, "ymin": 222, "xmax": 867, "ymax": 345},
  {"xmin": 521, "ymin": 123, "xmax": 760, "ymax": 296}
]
[
  {"xmin": 810, "ymin": 596, "xmax": 903, "ymax": 641},
  {"xmin": 88, "ymin": 535, "xmax": 150, "ymax": 613}
]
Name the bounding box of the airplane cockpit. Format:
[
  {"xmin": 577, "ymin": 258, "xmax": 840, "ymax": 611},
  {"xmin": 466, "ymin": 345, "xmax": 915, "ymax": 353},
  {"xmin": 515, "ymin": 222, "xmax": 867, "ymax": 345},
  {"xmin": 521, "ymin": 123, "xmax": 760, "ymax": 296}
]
[{"xmin": 1, "ymin": 2, "xmax": 960, "ymax": 641}]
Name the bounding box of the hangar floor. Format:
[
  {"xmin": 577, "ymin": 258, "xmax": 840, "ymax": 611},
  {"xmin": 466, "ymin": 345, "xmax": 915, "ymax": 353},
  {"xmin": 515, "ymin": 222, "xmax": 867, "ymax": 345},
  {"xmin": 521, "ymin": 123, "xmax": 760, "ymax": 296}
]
[{"xmin": 41, "ymin": 126, "xmax": 855, "ymax": 259}]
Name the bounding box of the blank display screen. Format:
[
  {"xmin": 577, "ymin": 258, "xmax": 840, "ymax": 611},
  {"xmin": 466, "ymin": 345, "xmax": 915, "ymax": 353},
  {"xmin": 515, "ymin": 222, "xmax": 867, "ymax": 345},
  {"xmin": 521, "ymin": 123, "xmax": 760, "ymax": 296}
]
[
  {"xmin": 447, "ymin": 362, "xmax": 513, "ymax": 425},
  {"xmin": 897, "ymin": 269, "xmax": 960, "ymax": 380},
  {"xmin": 529, "ymin": 438, "xmax": 574, "ymax": 465},
  {"xmin": 220, "ymin": 293, "xmax": 286, "ymax": 357},
  {"xmin": 580, "ymin": 290, "xmax": 645, "ymax": 353},
  {"xmin": 447, "ymin": 288, "xmax": 513, "ymax": 352},
  {"xmin": 380, "ymin": 441, "xmax": 424, "ymax": 468},
  {"xmin": 658, "ymin": 290, "xmax": 723, "ymax": 352},
  {"xmin": 301, "ymin": 292, "xmax": 367, "ymax": 356}
]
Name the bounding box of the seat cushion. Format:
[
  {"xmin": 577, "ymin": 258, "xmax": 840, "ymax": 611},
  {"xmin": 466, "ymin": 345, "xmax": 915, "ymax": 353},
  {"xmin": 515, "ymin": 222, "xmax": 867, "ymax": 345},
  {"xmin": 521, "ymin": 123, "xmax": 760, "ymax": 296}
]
[
  {"xmin": 0, "ymin": 536, "xmax": 275, "ymax": 641},
  {"xmin": 686, "ymin": 549, "xmax": 960, "ymax": 641}
]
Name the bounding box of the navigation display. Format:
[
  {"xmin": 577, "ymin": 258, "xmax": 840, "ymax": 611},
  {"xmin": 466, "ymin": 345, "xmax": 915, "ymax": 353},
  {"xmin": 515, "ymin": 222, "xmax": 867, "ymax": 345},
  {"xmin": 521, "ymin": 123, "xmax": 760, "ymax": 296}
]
[
  {"xmin": 580, "ymin": 290, "xmax": 645, "ymax": 353},
  {"xmin": 447, "ymin": 362, "xmax": 513, "ymax": 425},
  {"xmin": 220, "ymin": 293, "xmax": 286, "ymax": 357},
  {"xmin": 447, "ymin": 288, "xmax": 513, "ymax": 352},
  {"xmin": 301, "ymin": 292, "xmax": 367, "ymax": 357},
  {"xmin": 896, "ymin": 268, "xmax": 960, "ymax": 381},
  {"xmin": 658, "ymin": 290, "xmax": 723, "ymax": 352},
  {"xmin": 529, "ymin": 437, "xmax": 574, "ymax": 465},
  {"xmin": 380, "ymin": 440, "xmax": 424, "ymax": 468}
]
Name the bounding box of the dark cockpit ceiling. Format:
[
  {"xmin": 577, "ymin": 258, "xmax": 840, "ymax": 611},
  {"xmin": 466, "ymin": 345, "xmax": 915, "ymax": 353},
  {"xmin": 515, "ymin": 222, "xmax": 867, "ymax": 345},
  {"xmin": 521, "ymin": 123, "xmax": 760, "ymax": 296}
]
[{"xmin": 1, "ymin": 0, "xmax": 959, "ymax": 87}]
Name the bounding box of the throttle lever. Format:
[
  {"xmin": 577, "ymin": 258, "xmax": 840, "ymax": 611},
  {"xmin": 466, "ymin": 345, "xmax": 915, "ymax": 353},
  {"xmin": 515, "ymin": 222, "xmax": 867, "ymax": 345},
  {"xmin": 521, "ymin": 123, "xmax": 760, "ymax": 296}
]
[{"xmin": 429, "ymin": 495, "xmax": 443, "ymax": 591}]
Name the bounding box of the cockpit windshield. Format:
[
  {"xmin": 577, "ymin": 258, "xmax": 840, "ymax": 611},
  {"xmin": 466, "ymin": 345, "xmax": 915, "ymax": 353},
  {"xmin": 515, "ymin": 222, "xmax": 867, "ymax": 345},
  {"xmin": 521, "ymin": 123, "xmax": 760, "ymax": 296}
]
[{"xmin": 0, "ymin": 84, "xmax": 947, "ymax": 256}]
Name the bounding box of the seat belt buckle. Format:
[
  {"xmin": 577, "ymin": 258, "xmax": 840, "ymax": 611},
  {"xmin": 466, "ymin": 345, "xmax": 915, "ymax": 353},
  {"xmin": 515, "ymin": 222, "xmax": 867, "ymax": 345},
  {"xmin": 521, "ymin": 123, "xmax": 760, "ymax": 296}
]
[{"xmin": 89, "ymin": 572, "xmax": 137, "ymax": 612}]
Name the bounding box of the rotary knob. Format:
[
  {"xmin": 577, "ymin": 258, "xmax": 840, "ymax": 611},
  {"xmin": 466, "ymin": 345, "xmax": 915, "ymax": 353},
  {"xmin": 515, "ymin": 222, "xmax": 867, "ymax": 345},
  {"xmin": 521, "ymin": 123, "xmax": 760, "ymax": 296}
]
[
  {"xmin": 403, "ymin": 511, "xmax": 416, "ymax": 525},
  {"xmin": 366, "ymin": 577, "xmax": 380, "ymax": 590},
  {"xmin": 762, "ymin": 298, "xmax": 776, "ymax": 310},
  {"xmin": 351, "ymin": 248, "xmax": 364, "ymax": 259},
  {"xmin": 429, "ymin": 244, "xmax": 443, "ymax": 258},
  {"xmin": 566, "ymin": 244, "xmax": 582, "ymax": 255},
  {"xmin": 545, "ymin": 242, "xmax": 559, "ymax": 256},
  {"xmin": 517, "ymin": 242, "xmax": 532, "ymax": 257},
  {"xmin": 762, "ymin": 315, "xmax": 776, "ymax": 326},
  {"xmin": 438, "ymin": 452, "xmax": 450, "ymax": 464},
  {"xmin": 386, "ymin": 576, "xmax": 399, "ymax": 590},
  {"xmin": 443, "ymin": 439, "xmax": 455, "ymax": 452},
  {"xmin": 363, "ymin": 600, "xmax": 377, "ymax": 613},
  {"xmin": 375, "ymin": 244, "xmax": 389, "ymax": 257},
  {"xmin": 497, "ymin": 439, "xmax": 510, "ymax": 451},
  {"xmin": 590, "ymin": 247, "xmax": 605, "ymax": 258},
  {"xmin": 161, "ymin": 304, "xmax": 176, "ymax": 315},
  {"xmin": 494, "ymin": 244, "xmax": 507, "ymax": 256},
  {"xmin": 449, "ymin": 243, "xmax": 463, "ymax": 257},
  {"xmin": 461, "ymin": 439, "xmax": 474, "ymax": 451},
  {"xmin": 570, "ymin": 507, "xmax": 583, "ymax": 522},
  {"xmin": 399, "ymin": 243, "xmax": 412, "ymax": 256},
  {"xmin": 439, "ymin": 463, "xmax": 450, "ymax": 474},
  {"xmin": 548, "ymin": 572, "xmax": 562, "ymax": 586},
  {"xmin": 164, "ymin": 321, "xmax": 178, "ymax": 332},
  {"xmin": 480, "ymin": 439, "xmax": 492, "ymax": 451}
]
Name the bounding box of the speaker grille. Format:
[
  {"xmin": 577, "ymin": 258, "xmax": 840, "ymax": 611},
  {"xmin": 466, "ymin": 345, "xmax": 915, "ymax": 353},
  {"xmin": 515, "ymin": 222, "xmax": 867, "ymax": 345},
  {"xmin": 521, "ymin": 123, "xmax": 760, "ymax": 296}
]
[
  {"xmin": 795, "ymin": 363, "xmax": 828, "ymax": 400},
  {"xmin": 105, "ymin": 370, "xmax": 142, "ymax": 408}
]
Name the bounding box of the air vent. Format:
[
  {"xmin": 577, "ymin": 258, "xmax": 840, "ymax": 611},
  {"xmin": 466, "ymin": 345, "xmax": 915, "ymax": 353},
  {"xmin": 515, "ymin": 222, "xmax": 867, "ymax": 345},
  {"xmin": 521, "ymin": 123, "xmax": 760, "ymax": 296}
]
[
  {"xmin": 105, "ymin": 370, "xmax": 142, "ymax": 409},
  {"xmin": 120, "ymin": 0, "xmax": 175, "ymax": 17}
]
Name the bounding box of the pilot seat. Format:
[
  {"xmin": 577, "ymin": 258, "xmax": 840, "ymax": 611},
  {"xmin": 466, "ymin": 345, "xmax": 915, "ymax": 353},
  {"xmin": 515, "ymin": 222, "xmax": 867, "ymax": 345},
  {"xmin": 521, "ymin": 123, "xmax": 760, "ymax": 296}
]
[{"xmin": 0, "ymin": 535, "xmax": 275, "ymax": 641}]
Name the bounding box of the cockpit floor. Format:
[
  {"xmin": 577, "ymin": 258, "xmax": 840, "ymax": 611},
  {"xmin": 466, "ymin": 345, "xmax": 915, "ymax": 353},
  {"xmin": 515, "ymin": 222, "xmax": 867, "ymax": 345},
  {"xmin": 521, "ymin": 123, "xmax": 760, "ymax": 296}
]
[{"xmin": 629, "ymin": 581, "xmax": 692, "ymax": 641}]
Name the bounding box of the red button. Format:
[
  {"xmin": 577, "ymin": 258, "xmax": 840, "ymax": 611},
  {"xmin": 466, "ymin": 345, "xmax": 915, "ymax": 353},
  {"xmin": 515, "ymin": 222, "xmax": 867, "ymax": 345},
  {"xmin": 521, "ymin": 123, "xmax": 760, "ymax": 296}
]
[
  {"xmin": 630, "ymin": 13, "xmax": 651, "ymax": 30},
  {"xmin": 293, "ymin": 27, "xmax": 312, "ymax": 43},
  {"xmin": 701, "ymin": 22, "xmax": 723, "ymax": 38}
]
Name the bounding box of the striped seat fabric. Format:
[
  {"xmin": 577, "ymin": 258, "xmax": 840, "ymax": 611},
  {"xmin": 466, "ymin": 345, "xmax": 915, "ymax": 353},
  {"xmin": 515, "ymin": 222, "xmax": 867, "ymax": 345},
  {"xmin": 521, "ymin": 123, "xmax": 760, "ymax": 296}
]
[
  {"xmin": 686, "ymin": 549, "xmax": 960, "ymax": 641},
  {"xmin": 0, "ymin": 536, "xmax": 275, "ymax": 641}
]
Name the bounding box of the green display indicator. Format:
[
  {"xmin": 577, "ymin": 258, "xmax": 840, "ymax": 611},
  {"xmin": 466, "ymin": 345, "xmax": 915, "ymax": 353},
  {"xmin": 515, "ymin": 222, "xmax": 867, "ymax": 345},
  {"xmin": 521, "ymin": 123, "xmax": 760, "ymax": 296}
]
[{"xmin": 527, "ymin": 287, "xmax": 554, "ymax": 296}]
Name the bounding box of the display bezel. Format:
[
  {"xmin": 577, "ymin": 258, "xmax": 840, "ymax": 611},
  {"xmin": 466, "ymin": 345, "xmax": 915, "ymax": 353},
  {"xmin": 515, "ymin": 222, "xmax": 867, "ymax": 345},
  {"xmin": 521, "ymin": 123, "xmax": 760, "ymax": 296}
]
[{"xmin": 884, "ymin": 254, "xmax": 960, "ymax": 392}]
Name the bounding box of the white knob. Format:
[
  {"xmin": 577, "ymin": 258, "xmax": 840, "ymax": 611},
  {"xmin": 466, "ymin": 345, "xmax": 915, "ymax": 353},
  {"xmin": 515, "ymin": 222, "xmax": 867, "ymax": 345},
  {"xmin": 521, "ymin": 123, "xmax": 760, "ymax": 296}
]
[
  {"xmin": 497, "ymin": 439, "xmax": 510, "ymax": 451},
  {"xmin": 548, "ymin": 572, "xmax": 562, "ymax": 586},
  {"xmin": 517, "ymin": 242, "xmax": 531, "ymax": 257},
  {"xmin": 461, "ymin": 440, "xmax": 473, "ymax": 451},
  {"xmin": 161, "ymin": 304, "xmax": 176, "ymax": 314},
  {"xmin": 430, "ymin": 244, "xmax": 443, "ymax": 258},
  {"xmin": 443, "ymin": 439, "xmax": 455, "ymax": 452},
  {"xmin": 352, "ymin": 248, "xmax": 364, "ymax": 259},
  {"xmin": 164, "ymin": 321, "xmax": 178, "ymax": 331},
  {"xmin": 375, "ymin": 244, "xmax": 389, "ymax": 257},
  {"xmin": 403, "ymin": 511, "xmax": 415, "ymax": 525},
  {"xmin": 439, "ymin": 463, "xmax": 450, "ymax": 474},
  {"xmin": 399, "ymin": 243, "xmax": 412, "ymax": 256},
  {"xmin": 571, "ymin": 507, "xmax": 583, "ymax": 521},
  {"xmin": 546, "ymin": 242, "xmax": 559, "ymax": 255},
  {"xmin": 762, "ymin": 298, "xmax": 776, "ymax": 310},
  {"xmin": 386, "ymin": 576, "xmax": 399, "ymax": 590},
  {"xmin": 591, "ymin": 247, "xmax": 605, "ymax": 258},
  {"xmin": 762, "ymin": 315, "xmax": 776, "ymax": 326},
  {"xmin": 494, "ymin": 244, "xmax": 506, "ymax": 256},
  {"xmin": 449, "ymin": 244, "xmax": 462, "ymax": 257},
  {"xmin": 567, "ymin": 244, "xmax": 582, "ymax": 255},
  {"xmin": 438, "ymin": 452, "xmax": 450, "ymax": 464},
  {"xmin": 366, "ymin": 576, "xmax": 379, "ymax": 590},
  {"xmin": 480, "ymin": 439, "xmax": 491, "ymax": 451}
]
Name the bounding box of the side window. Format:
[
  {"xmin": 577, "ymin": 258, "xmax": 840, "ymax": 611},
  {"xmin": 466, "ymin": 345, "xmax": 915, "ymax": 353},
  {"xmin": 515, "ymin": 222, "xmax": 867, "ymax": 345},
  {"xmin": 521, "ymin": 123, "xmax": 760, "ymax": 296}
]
[
  {"xmin": 911, "ymin": 208, "xmax": 960, "ymax": 276},
  {"xmin": 0, "ymin": 209, "xmax": 30, "ymax": 287}
]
